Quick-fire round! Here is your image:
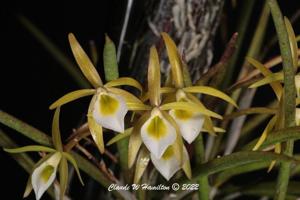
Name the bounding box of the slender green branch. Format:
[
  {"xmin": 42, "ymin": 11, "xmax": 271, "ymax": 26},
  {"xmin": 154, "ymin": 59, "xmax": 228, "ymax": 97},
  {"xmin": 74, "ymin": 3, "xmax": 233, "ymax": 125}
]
[{"xmin": 267, "ymin": 1, "xmax": 296, "ymax": 200}]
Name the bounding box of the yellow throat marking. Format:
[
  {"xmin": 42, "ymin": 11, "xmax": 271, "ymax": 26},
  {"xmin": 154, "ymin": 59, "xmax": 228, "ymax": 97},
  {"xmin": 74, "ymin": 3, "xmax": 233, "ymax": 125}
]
[
  {"xmin": 147, "ymin": 116, "xmax": 167, "ymax": 140},
  {"xmin": 41, "ymin": 165, "xmax": 54, "ymax": 182},
  {"xmin": 99, "ymin": 94, "xmax": 119, "ymax": 116},
  {"xmin": 174, "ymin": 109, "xmax": 193, "ymax": 120},
  {"xmin": 162, "ymin": 146, "xmax": 174, "ymax": 160}
]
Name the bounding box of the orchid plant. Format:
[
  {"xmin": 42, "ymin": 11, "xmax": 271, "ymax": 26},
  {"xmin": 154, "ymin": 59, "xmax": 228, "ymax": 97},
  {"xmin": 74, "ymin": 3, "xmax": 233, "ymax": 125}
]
[{"xmin": 1, "ymin": 1, "xmax": 300, "ymax": 199}]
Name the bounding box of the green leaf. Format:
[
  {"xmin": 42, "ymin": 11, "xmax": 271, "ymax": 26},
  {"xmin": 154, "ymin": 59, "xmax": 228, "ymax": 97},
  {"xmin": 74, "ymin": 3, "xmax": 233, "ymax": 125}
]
[
  {"xmin": 49, "ymin": 89, "xmax": 96, "ymax": 110},
  {"xmin": 186, "ymin": 151, "xmax": 300, "ymax": 182},
  {"xmin": 214, "ymin": 161, "xmax": 269, "ymax": 187},
  {"xmin": 284, "ymin": 17, "xmax": 298, "ymax": 69},
  {"xmin": 103, "ymin": 35, "xmax": 119, "ymax": 81},
  {"xmin": 4, "ymin": 145, "xmax": 56, "ymax": 153},
  {"xmin": 0, "ymin": 110, "xmax": 52, "ymax": 146},
  {"xmin": 243, "ymin": 126, "xmax": 300, "ymax": 150},
  {"xmin": 62, "ymin": 152, "xmax": 84, "ymax": 186}
]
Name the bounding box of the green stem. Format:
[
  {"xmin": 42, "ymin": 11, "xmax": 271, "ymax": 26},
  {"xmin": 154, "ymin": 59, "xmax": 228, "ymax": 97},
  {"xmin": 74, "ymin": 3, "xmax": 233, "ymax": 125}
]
[
  {"xmin": 194, "ymin": 134, "xmax": 210, "ymax": 200},
  {"xmin": 267, "ymin": 1, "xmax": 296, "ymax": 200}
]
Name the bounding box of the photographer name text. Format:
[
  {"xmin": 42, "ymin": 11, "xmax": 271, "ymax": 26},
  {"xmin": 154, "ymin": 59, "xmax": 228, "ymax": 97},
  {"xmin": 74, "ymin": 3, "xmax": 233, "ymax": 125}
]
[{"xmin": 108, "ymin": 183, "xmax": 199, "ymax": 191}]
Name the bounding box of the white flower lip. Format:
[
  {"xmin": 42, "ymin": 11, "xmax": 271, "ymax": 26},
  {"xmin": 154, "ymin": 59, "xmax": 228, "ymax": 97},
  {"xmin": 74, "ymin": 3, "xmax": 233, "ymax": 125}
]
[
  {"xmin": 92, "ymin": 91, "xmax": 128, "ymax": 133},
  {"xmin": 169, "ymin": 109, "xmax": 204, "ymax": 144},
  {"xmin": 31, "ymin": 152, "xmax": 62, "ymax": 200},
  {"xmin": 150, "ymin": 145, "xmax": 189, "ymax": 180},
  {"xmin": 141, "ymin": 108, "xmax": 176, "ymax": 159}
]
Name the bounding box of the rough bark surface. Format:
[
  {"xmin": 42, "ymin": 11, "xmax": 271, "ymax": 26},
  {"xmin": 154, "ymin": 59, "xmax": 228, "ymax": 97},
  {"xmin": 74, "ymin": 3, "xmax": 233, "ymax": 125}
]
[{"xmin": 125, "ymin": 0, "xmax": 224, "ymax": 83}]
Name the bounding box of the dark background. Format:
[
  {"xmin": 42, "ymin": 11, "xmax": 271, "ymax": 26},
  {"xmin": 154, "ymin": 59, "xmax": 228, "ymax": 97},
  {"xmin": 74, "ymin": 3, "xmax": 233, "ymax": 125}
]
[{"xmin": 1, "ymin": 1, "xmax": 300, "ymax": 200}]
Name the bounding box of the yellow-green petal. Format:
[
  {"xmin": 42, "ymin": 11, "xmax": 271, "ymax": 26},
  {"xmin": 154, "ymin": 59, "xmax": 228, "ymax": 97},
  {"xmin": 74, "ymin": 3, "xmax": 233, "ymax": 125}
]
[
  {"xmin": 247, "ymin": 57, "xmax": 283, "ymax": 99},
  {"xmin": 249, "ymin": 72, "xmax": 283, "ymax": 88},
  {"xmin": 161, "ymin": 32, "xmax": 184, "ymax": 88},
  {"xmin": 182, "ymin": 147, "xmax": 192, "ymax": 179},
  {"xmin": 183, "ymin": 86, "xmax": 238, "ymax": 107},
  {"xmin": 128, "ymin": 112, "xmax": 151, "ymax": 168},
  {"xmin": 148, "ymin": 46, "xmax": 161, "ymax": 106},
  {"xmin": 107, "ymin": 87, "xmax": 144, "ymax": 104},
  {"xmin": 58, "ymin": 157, "xmax": 68, "ymax": 200},
  {"xmin": 107, "ymin": 128, "xmax": 132, "ymax": 146},
  {"xmin": 52, "ymin": 107, "xmax": 63, "ymax": 151},
  {"xmin": 49, "ymin": 89, "xmax": 96, "ymax": 110},
  {"xmin": 253, "ymin": 115, "xmax": 277, "ymax": 151},
  {"xmin": 62, "ymin": 152, "xmax": 84, "ymax": 185},
  {"xmin": 104, "ymin": 77, "xmax": 143, "ymax": 93},
  {"xmin": 68, "ymin": 33, "xmax": 103, "ymax": 87},
  {"xmin": 126, "ymin": 102, "xmax": 152, "ymax": 111},
  {"xmin": 88, "ymin": 116, "xmax": 105, "ymax": 154},
  {"xmin": 133, "ymin": 147, "xmax": 150, "ymax": 183},
  {"xmin": 160, "ymin": 102, "xmax": 222, "ymax": 119}
]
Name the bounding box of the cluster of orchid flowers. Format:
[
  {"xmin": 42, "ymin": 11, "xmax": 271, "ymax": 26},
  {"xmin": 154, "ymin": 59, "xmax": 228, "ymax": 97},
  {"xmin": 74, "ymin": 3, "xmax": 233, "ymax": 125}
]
[{"xmin": 4, "ymin": 32, "xmax": 237, "ymax": 200}]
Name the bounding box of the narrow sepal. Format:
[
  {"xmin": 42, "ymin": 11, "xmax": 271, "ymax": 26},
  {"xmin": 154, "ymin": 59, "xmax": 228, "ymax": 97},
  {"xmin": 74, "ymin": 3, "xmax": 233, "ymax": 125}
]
[
  {"xmin": 49, "ymin": 89, "xmax": 96, "ymax": 110},
  {"xmin": 148, "ymin": 46, "xmax": 161, "ymax": 106},
  {"xmin": 161, "ymin": 32, "xmax": 184, "ymax": 88},
  {"xmin": 52, "ymin": 107, "xmax": 63, "ymax": 151},
  {"xmin": 133, "ymin": 147, "xmax": 150, "ymax": 184},
  {"xmin": 68, "ymin": 33, "xmax": 102, "ymax": 87}
]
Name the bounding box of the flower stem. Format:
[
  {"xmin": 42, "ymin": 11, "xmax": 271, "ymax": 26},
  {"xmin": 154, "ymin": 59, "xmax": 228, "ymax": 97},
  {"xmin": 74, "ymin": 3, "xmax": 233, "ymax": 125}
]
[{"xmin": 267, "ymin": 0, "xmax": 296, "ymax": 199}]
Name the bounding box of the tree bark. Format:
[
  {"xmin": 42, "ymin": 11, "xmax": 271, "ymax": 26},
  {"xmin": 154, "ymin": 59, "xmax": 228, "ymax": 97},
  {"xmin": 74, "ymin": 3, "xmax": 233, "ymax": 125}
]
[{"xmin": 121, "ymin": 0, "xmax": 224, "ymax": 83}]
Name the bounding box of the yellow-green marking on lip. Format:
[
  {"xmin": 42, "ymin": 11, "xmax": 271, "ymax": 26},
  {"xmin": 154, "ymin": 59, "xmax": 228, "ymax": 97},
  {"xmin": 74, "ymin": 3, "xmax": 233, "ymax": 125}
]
[
  {"xmin": 146, "ymin": 116, "xmax": 167, "ymax": 140},
  {"xmin": 41, "ymin": 165, "xmax": 54, "ymax": 182},
  {"xmin": 174, "ymin": 110, "xmax": 193, "ymax": 120},
  {"xmin": 162, "ymin": 146, "xmax": 174, "ymax": 160},
  {"xmin": 99, "ymin": 94, "xmax": 119, "ymax": 116}
]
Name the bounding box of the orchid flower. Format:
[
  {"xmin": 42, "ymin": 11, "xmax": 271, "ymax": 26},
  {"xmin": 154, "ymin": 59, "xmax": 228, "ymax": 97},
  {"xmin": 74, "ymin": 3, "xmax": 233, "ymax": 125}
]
[
  {"xmin": 49, "ymin": 33, "xmax": 148, "ymax": 153},
  {"xmin": 126, "ymin": 44, "xmax": 224, "ymax": 182},
  {"xmin": 4, "ymin": 108, "xmax": 83, "ymax": 200},
  {"xmin": 161, "ymin": 32, "xmax": 237, "ymax": 143}
]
